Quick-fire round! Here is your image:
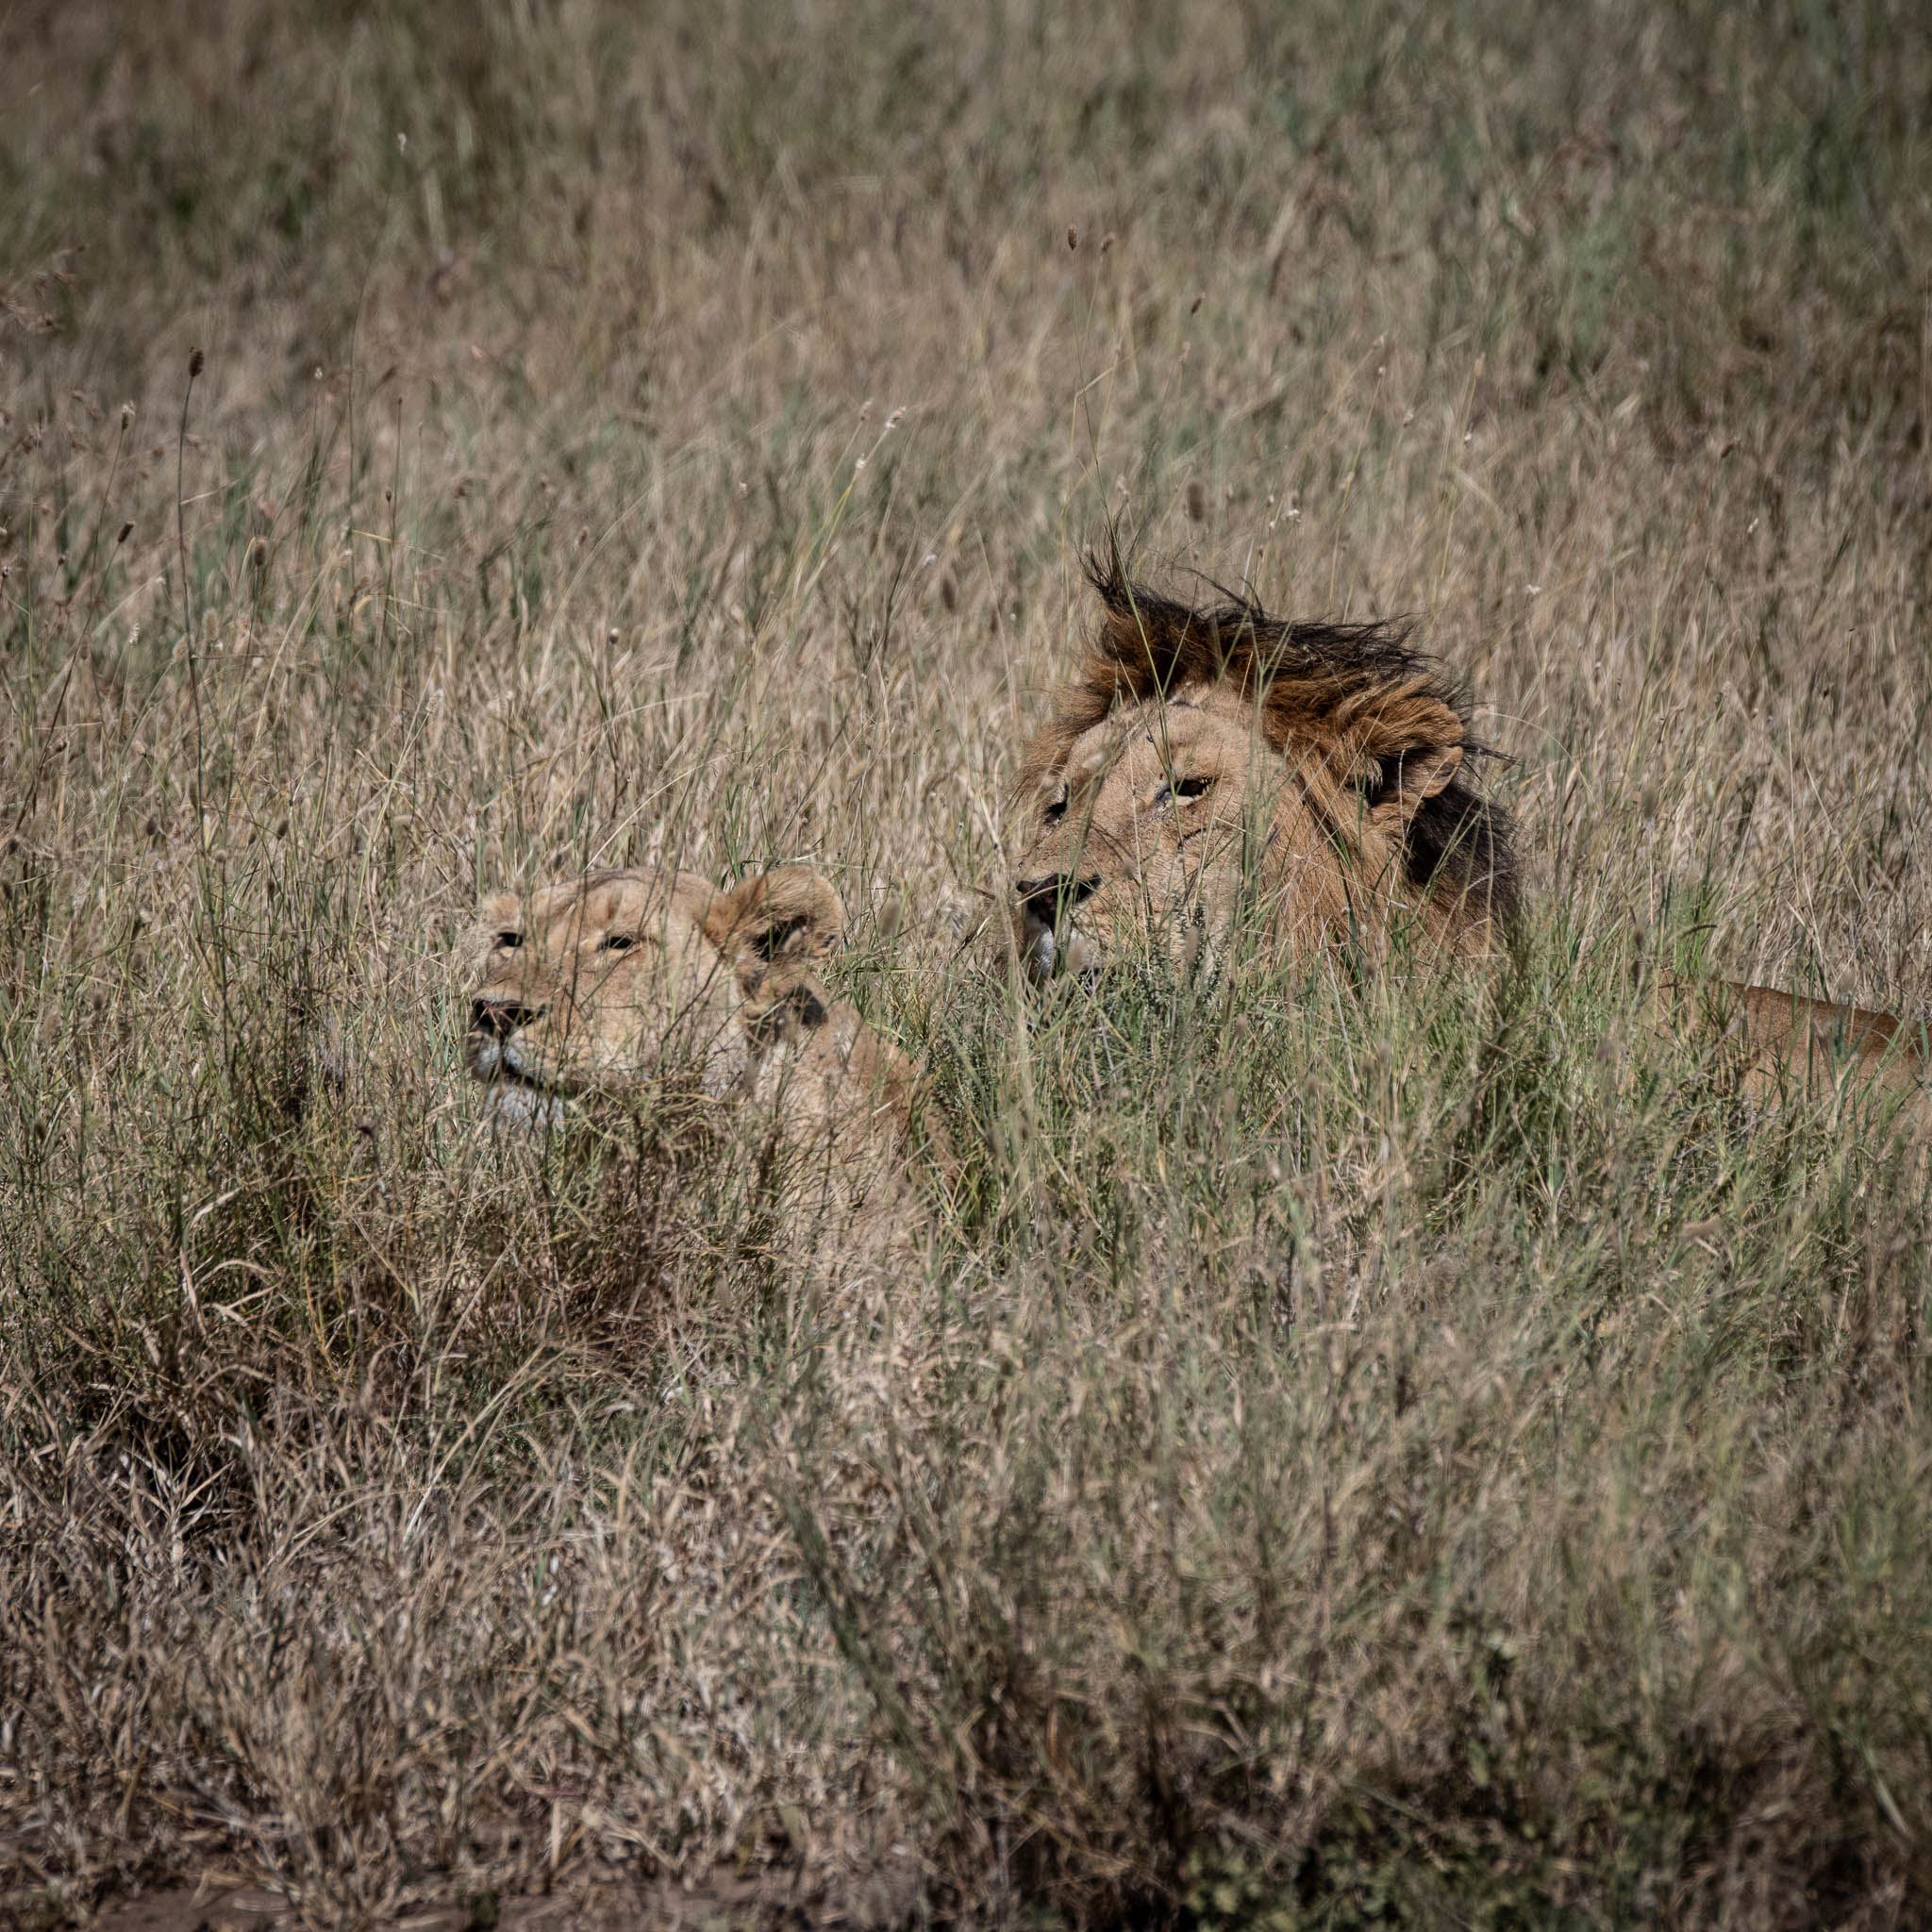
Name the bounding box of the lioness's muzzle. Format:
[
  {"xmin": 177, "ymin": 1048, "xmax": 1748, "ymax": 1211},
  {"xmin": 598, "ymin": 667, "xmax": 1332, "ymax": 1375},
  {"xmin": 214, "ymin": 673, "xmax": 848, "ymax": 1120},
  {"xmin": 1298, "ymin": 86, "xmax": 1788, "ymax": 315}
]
[{"xmin": 472, "ymin": 997, "xmax": 544, "ymax": 1038}]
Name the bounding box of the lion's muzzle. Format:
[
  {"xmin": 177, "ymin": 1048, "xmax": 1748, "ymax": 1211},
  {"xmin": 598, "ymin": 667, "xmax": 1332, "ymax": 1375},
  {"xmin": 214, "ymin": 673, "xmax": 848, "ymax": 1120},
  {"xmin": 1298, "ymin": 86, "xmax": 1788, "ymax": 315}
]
[{"xmin": 1014, "ymin": 871, "xmax": 1103, "ymax": 987}]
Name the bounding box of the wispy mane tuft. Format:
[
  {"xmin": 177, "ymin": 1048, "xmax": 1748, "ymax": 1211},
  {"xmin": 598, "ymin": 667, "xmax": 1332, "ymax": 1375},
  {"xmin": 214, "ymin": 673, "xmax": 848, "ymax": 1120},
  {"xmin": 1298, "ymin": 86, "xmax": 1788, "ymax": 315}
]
[{"xmin": 1023, "ymin": 550, "xmax": 1520, "ymax": 931}]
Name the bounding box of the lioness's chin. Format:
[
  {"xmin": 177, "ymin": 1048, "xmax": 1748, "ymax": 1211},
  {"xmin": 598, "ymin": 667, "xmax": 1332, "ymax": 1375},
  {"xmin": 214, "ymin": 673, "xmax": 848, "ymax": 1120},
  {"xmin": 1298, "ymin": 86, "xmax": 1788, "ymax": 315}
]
[
  {"xmin": 483, "ymin": 1079, "xmax": 572, "ymax": 1131},
  {"xmin": 467, "ymin": 1037, "xmax": 575, "ymax": 1129}
]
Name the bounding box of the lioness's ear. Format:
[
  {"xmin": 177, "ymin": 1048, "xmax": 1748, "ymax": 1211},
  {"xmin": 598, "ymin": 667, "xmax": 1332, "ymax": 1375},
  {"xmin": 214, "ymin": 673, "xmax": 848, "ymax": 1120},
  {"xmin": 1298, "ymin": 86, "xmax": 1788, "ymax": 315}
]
[{"xmin": 709, "ymin": 867, "xmax": 844, "ymax": 978}]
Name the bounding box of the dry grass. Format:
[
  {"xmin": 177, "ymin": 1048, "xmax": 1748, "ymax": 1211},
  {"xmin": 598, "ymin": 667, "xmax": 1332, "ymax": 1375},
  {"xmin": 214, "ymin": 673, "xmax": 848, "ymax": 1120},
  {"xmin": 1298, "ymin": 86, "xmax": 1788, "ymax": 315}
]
[{"xmin": 5, "ymin": 0, "xmax": 1932, "ymax": 1924}]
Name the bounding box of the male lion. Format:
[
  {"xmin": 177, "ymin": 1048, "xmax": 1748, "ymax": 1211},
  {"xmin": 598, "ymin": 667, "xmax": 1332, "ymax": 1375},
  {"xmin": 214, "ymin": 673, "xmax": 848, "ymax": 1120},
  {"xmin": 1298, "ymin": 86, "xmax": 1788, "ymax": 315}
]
[
  {"xmin": 1012, "ymin": 557, "xmax": 1518, "ymax": 986},
  {"xmin": 1013, "ymin": 557, "xmax": 1928, "ymax": 1116},
  {"xmin": 467, "ymin": 863, "xmax": 943, "ymax": 1206}
]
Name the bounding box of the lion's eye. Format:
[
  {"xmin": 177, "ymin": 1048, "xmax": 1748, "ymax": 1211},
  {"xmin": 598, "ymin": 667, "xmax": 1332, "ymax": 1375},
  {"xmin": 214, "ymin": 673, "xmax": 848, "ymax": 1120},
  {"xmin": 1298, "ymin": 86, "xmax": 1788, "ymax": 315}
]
[
  {"xmin": 495, "ymin": 930, "xmax": 523, "ymax": 950},
  {"xmin": 1042, "ymin": 794, "xmax": 1069, "ymax": 824},
  {"xmin": 1154, "ymin": 775, "xmax": 1213, "ymax": 808},
  {"xmin": 601, "ymin": 933, "xmax": 636, "ymax": 952}
]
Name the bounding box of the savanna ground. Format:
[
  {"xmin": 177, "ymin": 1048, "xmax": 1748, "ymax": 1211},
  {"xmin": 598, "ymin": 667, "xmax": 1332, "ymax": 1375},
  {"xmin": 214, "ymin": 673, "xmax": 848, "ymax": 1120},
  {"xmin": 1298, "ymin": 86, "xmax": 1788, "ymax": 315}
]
[{"xmin": 5, "ymin": 2, "xmax": 1932, "ymax": 1925}]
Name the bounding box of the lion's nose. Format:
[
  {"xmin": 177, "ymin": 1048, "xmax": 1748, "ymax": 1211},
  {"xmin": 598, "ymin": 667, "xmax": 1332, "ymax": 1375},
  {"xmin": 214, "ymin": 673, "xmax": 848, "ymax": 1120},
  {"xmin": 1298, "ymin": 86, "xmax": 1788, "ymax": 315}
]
[
  {"xmin": 1017, "ymin": 873, "xmax": 1100, "ymax": 922},
  {"xmin": 471, "ymin": 997, "xmax": 543, "ymax": 1039}
]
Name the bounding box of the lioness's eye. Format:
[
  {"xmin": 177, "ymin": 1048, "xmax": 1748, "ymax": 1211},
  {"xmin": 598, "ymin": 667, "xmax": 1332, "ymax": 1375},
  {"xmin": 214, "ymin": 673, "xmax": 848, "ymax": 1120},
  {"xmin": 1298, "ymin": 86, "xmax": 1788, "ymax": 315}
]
[
  {"xmin": 601, "ymin": 933, "xmax": 636, "ymax": 952},
  {"xmin": 1043, "ymin": 794, "xmax": 1069, "ymax": 824},
  {"xmin": 495, "ymin": 930, "xmax": 522, "ymax": 949}
]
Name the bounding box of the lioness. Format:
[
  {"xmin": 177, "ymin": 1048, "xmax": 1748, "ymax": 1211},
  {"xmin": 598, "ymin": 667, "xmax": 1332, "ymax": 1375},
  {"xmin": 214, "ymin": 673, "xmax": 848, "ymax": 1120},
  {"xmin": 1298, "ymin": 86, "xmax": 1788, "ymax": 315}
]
[
  {"xmin": 467, "ymin": 863, "xmax": 942, "ymax": 1199},
  {"xmin": 1013, "ymin": 557, "xmax": 1928, "ymax": 1115}
]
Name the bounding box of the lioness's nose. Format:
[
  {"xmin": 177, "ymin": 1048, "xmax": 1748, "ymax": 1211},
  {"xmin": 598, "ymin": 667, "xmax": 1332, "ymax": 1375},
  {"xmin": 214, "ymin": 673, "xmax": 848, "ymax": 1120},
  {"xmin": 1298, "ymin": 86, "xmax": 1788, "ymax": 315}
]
[
  {"xmin": 471, "ymin": 997, "xmax": 543, "ymax": 1039},
  {"xmin": 1018, "ymin": 874, "xmax": 1100, "ymax": 921}
]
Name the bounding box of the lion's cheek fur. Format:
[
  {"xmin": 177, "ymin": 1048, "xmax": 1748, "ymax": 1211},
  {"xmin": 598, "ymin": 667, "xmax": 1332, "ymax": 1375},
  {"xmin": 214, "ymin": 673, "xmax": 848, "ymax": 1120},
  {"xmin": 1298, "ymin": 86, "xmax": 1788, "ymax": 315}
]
[
  {"xmin": 1043, "ymin": 801, "xmax": 1360, "ymax": 977},
  {"xmin": 1257, "ymin": 820, "xmax": 1371, "ymax": 956}
]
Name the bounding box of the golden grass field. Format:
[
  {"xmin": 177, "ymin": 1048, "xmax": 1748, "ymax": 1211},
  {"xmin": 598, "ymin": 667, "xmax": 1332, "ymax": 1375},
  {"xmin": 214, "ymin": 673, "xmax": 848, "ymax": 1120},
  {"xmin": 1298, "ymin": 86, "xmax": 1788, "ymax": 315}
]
[{"xmin": 5, "ymin": 1, "xmax": 1932, "ymax": 1924}]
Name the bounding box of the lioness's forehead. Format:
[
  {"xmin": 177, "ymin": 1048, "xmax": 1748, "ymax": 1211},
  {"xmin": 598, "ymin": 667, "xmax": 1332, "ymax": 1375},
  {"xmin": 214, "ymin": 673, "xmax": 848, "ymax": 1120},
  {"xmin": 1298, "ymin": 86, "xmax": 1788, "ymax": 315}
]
[{"xmin": 515, "ymin": 869, "xmax": 719, "ymax": 938}]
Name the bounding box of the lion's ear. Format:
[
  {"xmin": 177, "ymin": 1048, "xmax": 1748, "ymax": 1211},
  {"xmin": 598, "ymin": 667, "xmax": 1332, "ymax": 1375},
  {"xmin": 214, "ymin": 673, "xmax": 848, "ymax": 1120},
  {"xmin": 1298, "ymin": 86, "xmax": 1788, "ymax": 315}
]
[
  {"xmin": 1361, "ymin": 742, "xmax": 1463, "ymax": 822},
  {"xmin": 709, "ymin": 867, "xmax": 845, "ymax": 981},
  {"xmin": 1333, "ymin": 690, "xmax": 1467, "ymax": 826}
]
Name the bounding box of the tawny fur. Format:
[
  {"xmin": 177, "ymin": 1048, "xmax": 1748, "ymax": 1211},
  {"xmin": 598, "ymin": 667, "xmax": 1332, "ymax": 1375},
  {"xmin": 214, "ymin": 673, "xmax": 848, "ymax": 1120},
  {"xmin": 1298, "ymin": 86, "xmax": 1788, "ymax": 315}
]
[{"xmin": 1657, "ymin": 971, "xmax": 1931, "ymax": 1117}]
